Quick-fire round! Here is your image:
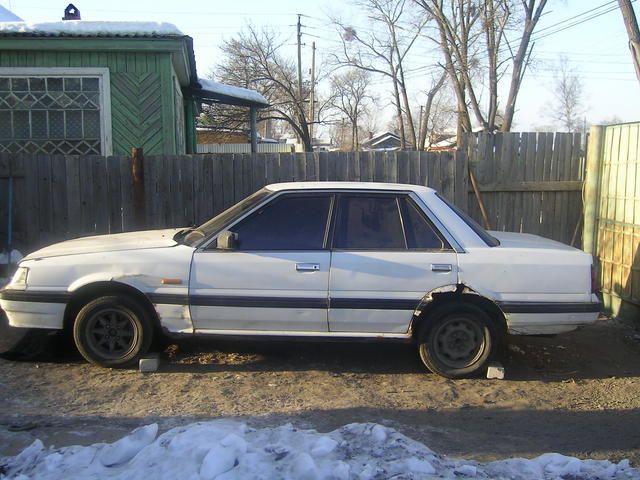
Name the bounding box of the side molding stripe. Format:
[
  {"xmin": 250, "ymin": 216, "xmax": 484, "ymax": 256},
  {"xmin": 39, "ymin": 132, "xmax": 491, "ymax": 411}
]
[
  {"xmin": 1, "ymin": 289, "xmax": 601, "ymax": 315},
  {"xmin": 498, "ymin": 302, "xmax": 601, "ymax": 313}
]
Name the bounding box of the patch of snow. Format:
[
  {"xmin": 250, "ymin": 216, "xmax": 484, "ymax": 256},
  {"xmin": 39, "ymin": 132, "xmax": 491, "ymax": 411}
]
[
  {"xmin": 98, "ymin": 423, "xmax": 157, "ymax": 467},
  {"xmin": 197, "ymin": 78, "xmax": 268, "ymax": 106},
  {"xmin": 1, "ymin": 421, "xmax": 638, "ymax": 480},
  {"xmin": 0, "ymin": 20, "xmax": 183, "ymax": 37}
]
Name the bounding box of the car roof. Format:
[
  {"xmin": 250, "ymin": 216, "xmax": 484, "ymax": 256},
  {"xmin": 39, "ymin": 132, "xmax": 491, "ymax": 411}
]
[{"xmin": 265, "ymin": 181, "xmax": 435, "ymax": 194}]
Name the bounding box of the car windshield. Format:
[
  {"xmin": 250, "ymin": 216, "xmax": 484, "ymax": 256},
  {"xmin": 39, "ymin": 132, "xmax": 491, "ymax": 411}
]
[
  {"xmin": 179, "ymin": 188, "xmax": 272, "ymax": 247},
  {"xmin": 436, "ymin": 193, "xmax": 500, "ymax": 247}
]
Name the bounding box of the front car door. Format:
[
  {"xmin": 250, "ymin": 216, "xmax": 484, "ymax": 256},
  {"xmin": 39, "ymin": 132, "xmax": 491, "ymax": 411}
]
[
  {"xmin": 189, "ymin": 192, "xmax": 333, "ymax": 333},
  {"xmin": 328, "ymin": 192, "xmax": 458, "ymax": 333}
]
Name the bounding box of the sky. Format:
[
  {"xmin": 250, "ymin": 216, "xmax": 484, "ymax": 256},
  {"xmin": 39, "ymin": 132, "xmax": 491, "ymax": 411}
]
[{"xmin": 2, "ymin": 0, "xmax": 639, "ymax": 133}]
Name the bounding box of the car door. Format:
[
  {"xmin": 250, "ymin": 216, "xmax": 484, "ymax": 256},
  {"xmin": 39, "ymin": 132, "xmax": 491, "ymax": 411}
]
[
  {"xmin": 328, "ymin": 193, "xmax": 458, "ymax": 333},
  {"xmin": 189, "ymin": 193, "xmax": 333, "ymax": 332}
]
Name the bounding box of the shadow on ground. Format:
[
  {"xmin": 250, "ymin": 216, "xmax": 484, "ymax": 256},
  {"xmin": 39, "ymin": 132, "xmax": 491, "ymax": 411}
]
[{"xmin": 2, "ymin": 311, "xmax": 640, "ymax": 381}]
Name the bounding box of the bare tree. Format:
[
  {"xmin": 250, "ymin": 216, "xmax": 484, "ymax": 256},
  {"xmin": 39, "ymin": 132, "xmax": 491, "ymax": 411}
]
[
  {"xmin": 214, "ymin": 26, "xmax": 318, "ymax": 151},
  {"xmin": 330, "ymin": 0, "xmax": 427, "ymax": 149},
  {"xmin": 417, "ymin": 70, "xmax": 448, "ymax": 149},
  {"xmin": 414, "ymin": 0, "xmax": 547, "ymax": 136},
  {"xmin": 327, "ymin": 69, "xmax": 376, "ymax": 150},
  {"xmin": 618, "ymin": 0, "xmax": 640, "ymax": 85},
  {"xmin": 548, "ymin": 57, "xmax": 585, "ymax": 132}
]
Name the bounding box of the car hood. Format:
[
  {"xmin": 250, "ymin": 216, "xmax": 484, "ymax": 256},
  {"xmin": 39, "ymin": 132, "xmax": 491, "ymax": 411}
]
[
  {"xmin": 24, "ymin": 228, "xmax": 184, "ymax": 260},
  {"xmin": 489, "ymin": 231, "xmax": 580, "ymax": 252}
]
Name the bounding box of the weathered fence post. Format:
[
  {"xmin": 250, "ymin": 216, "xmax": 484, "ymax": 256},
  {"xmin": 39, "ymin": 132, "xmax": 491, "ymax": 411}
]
[
  {"xmin": 131, "ymin": 147, "xmax": 146, "ymax": 229},
  {"xmin": 583, "ymin": 126, "xmax": 604, "ymax": 254}
]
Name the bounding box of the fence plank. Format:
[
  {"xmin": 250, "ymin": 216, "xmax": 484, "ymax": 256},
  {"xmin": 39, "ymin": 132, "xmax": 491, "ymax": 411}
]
[{"xmin": 51, "ymin": 155, "xmax": 68, "ymax": 239}]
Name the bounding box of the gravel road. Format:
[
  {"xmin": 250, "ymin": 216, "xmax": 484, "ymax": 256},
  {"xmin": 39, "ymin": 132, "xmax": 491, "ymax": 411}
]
[{"xmin": 1, "ymin": 315, "xmax": 639, "ymax": 465}]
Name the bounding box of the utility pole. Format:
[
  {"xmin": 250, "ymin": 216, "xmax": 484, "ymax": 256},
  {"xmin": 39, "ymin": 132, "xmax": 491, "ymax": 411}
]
[
  {"xmin": 618, "ymin": 0, "xmax": 640, "ymax": 84},
  {"xmin": 418, "ymin": 105, "xmax": 424, "ymax": 151},
  {"xmin": 297, "ymin": 14, "xmax": 303, "ymax": 103},
  {"xmin": 309, "ymin": 41, "xmax": 316, "ymax": 142}
]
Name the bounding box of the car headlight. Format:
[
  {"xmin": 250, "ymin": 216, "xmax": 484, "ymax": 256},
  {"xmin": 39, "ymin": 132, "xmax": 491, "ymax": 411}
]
[{"xmin": 9, "ymin": 267, "xmax": 29, "ymax": 288}]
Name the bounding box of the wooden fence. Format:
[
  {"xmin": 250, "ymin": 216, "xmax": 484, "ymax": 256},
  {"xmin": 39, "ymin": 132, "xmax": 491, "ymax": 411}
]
[
  {"xmin": 0, "ymin": 132, "xmax": 585, "ymax": 254},
  {"xmin": 584, "ymin": 122, "xmax": 640, "ymax": 320},
  {"xmin": 464, "ymin": 132, "xmax": 585, "ymax": 246}
]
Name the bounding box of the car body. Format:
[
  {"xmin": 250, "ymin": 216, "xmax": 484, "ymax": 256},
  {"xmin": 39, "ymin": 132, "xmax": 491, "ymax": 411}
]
[{"xmin": 0, "ymin": 182, "xmax": 600, "ymax": 377}]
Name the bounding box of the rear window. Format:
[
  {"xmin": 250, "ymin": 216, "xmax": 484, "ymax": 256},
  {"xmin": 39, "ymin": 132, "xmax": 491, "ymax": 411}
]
[{"xmin": 436, "ymin": 194, "xmax": 500, "ymax": 247}]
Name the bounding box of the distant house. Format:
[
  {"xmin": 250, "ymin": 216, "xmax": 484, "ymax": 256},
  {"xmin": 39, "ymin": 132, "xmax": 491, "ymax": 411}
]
[
  {"xmin": 361, "ymin": 131, "xmax": 401, "ymax": 151},
  {"xmin": 0, "ymin": 15, "xmax": 268, "ymax": 156}
]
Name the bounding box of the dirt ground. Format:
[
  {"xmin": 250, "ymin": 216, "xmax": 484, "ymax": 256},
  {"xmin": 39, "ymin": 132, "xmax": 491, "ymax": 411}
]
[{"xmin": 1, "ymin": 315, "xmax": 639, "ymax": 466}]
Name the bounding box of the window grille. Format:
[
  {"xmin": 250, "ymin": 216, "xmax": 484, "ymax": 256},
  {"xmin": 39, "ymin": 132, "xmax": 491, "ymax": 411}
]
[{"xmin": 0, "ymin": 75, "xmax": 103, "ymax": 154}]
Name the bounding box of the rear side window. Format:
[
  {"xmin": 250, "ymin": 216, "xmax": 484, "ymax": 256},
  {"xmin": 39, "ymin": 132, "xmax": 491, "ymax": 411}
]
[
  {"xmin": 229, "ymin": 194, "xmax": 331, "ymax": 250},
  {"xmin": 334, "ymin": 196, "xmax": 405, "ymax": 249},
  {"xmin": 400, "ymin": 198, "xmax": 446, "ymax": 249}
]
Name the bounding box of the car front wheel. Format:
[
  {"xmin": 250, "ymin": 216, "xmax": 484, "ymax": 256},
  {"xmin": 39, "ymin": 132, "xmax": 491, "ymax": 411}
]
[
  {"xmin": 73, "ymin": 295, "xmax": 153, "ymax": 368},
  {"xmin": 418, "ymin": 304, "xmax": 496, "ymax": 378}
]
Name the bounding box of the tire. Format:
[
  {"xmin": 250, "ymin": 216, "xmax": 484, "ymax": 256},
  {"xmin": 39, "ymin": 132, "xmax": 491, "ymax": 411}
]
[
  {"xmin": 417, "ymin": 303, "xmax": 497, "ymax": 379},
  {"xmin": 73, "ymin": 295, "xmax": 153, "ymax": 368}
]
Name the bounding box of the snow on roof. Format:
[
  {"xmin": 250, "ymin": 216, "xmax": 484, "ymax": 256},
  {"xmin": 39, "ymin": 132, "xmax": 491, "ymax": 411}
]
[
  {"xmin": 2, "ymin": 420, "xmax": 637, "ymax": 479},
  {"xmin": 197, "ymin": 78, "xmax": 268, "ymax": 107},
  {"xmin": 0, "ymin": 6, "xmax": 23, "ymax": 22},
  {"xmin": 0, "ymin": 20, "xmax": 184, "ymax": 37}
]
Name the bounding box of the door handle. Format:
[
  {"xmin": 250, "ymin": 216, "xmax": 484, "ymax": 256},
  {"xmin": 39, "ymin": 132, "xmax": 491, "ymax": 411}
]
[
  {"xmin": 431, "ymin": 263, "xmax": 453, "ymax": 272},
  {"xmin": 296, "ymin": 263, "xmax": 320, "ymax": 272}
]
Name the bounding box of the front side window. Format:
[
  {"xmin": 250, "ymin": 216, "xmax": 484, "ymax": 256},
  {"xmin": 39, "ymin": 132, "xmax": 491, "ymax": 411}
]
[
  {"xmin": 229, "ymin": 194, "xmax": 332, "ymax": 250},
  {"xmin": 334, "ymin": 195, "xmax": 406, "ymax": 249},
  {"xmin": 0, "ymin": 69, "xmax": 108, "ymax": 155}
]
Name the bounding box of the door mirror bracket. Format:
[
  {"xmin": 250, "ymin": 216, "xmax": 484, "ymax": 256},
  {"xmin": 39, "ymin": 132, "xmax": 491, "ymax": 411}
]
[{"xmin": 216, "ymin": 231, "xmax": 238, "ymax": 250}]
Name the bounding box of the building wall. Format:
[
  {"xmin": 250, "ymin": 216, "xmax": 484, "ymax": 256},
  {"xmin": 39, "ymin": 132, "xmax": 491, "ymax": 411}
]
[{"xmin": 0, "ymin": 49, "xmax": 179, "ymax": 155}]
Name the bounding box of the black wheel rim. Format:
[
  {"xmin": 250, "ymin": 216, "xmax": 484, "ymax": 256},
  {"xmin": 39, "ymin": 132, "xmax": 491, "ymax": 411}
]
[
  {"xmin": 85, "ymin": 308, "xmax": 138, "ymax": 360},
  {"xmin": 431, "ymin": 316, "xmax": 485, "ymax": 369}
]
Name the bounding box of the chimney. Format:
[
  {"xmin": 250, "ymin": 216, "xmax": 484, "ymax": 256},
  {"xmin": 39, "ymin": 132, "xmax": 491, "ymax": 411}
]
[{"xmin": 62, "ymin": 4, "xmax": 81, "ymax": 21}]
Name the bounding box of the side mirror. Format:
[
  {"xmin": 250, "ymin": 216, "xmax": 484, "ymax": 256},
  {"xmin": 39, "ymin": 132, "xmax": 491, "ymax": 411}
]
[{"xmin": 216, "ymin": 230, "xmax": 238, "ymax": 250}]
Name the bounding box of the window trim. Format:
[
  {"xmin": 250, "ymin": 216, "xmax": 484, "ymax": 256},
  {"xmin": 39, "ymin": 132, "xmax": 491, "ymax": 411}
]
[
  {"xmin": 0, "ymin": 67, "xmax": 113, "ymax": 155},
  {"xmin": 197, "ymin": 188, "xmax": 466, "ymax": 253},
  {"xmin": 206, "ymin": 192, "xmax": 335, "ymax": 252}
]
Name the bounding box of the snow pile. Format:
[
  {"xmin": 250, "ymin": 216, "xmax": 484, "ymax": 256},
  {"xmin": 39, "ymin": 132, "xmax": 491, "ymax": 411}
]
[
  {"xmin": 1, "ymin": 421, "xmax": 638, "ymax": 480},
  {"xmin": 0, "ymin": 21, "xmax": 183, "ymax": 37},
  {"xmin": 198, "ymin": 78, "xmax": 268, "ymax": 106}
]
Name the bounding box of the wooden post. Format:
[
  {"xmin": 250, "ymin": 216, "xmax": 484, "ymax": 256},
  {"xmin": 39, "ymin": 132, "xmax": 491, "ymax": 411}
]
[
  {"xmin": 583, "ymin": 125, "xmax": 605, "ymax": 254},
  {"xmin": 250, "ymin": 107, "xmax": 258, "ymax": 154},
  {"xmin": 131, "ymin": 147, "xmax": 145, "ymax": 229}
]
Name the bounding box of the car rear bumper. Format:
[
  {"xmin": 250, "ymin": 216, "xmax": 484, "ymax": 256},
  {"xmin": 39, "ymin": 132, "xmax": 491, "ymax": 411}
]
[{"xmin": 500, "ymin": 299, "xmax": 601, "ymax": 335}]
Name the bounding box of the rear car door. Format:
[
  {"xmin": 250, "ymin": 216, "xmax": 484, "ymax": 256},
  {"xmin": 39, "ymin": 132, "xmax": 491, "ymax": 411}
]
[
  {"xmin": 328, "ymin": 193, "xmax": 458, "ymax": 333},
  {"xmin": 189, "ymin": 193, "xmax": 333, "ymax": 332}
]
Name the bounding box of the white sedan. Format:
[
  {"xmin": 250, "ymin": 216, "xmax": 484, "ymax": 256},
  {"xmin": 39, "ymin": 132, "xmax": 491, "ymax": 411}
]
[{"xmin": 0, "ymin": 182, "xmax": 600, "ymax": 378}]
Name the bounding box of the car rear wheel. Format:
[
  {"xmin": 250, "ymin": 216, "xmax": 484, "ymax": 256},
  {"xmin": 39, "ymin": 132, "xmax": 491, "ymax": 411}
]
[
  {"xmin": 418, "ymin": 304, "xmax": 496, "ymax": 378},
  {"xmin": 73, "ymin": 295, "xmax": 152, "ymax": 368}
]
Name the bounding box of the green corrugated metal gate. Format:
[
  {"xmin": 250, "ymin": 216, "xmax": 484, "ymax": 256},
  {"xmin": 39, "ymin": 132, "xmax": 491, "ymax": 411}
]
[{"xmin": 584, "ymin": 122, "xmax": 640, "ymax": 320}]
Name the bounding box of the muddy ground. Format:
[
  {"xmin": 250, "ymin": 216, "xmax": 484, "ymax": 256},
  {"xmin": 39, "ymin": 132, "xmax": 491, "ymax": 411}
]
[{"xmin": 1, "ymin": 316, "xmax": 639, "ymax": 465}]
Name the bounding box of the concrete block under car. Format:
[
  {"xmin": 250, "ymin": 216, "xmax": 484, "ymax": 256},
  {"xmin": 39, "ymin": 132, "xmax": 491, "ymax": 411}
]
[
  {"xmin": 486, "ymin": 362, "xmax": 505, "ymax": 379},
  {"xmin": 139, "ymin": 355, "xmax": 160, "ymax": 373}
]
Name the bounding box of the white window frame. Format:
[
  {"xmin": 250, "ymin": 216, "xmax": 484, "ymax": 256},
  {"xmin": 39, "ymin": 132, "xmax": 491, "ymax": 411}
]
[{"xmin": 0, "ymin": 67, "xmax": 113, "ymax": 155}]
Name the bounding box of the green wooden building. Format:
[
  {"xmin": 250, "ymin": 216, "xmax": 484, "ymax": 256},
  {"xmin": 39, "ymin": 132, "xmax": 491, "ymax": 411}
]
[{"xmin": 0, "ymin": 20, "xmax": 268, "ymax": 156}]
